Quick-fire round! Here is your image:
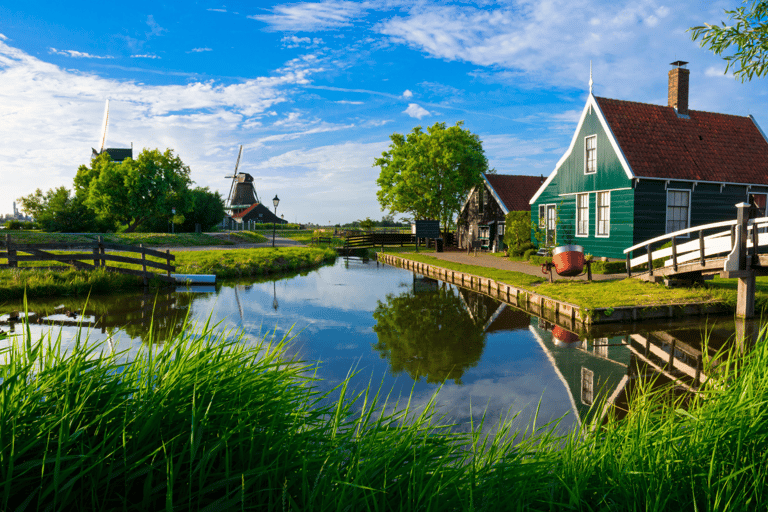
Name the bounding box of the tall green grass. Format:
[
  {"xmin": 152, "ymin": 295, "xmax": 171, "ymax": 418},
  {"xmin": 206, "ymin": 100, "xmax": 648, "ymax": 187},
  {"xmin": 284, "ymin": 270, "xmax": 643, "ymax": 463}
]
[{"xmin": 1, "ymin": 316, "xmax": 768, "ymax": 510}]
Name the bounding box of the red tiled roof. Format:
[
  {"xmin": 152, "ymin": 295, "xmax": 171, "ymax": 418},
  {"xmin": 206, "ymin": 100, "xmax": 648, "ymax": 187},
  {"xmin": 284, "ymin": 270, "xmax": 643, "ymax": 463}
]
[
  {"xmin": 232, "ymin": 203, "xmax": 258, "ymax": 219},
  {"xmin": 485, "ymin": 174, "xmax": 545, "ymax": 212},
  {"xmin": 595, "ymin": 96, "xmax": 768, "ymax": 185}
]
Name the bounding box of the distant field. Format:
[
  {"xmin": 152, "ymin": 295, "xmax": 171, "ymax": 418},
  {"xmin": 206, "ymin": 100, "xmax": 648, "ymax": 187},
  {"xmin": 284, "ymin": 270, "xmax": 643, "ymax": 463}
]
[{"xmin": 1, "ymin": 230, "xmax": 267, "ymax": 247}]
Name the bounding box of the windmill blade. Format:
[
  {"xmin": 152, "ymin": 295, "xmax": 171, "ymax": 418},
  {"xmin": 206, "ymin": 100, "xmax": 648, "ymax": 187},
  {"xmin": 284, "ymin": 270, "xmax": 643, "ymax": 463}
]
[
  {"xmin": 98, "ymin": 99, "xmax": 110, "ymax": 153},
  {"xmin": 234, "ymin": 145, "xmax": 243, "ymax": 174}
]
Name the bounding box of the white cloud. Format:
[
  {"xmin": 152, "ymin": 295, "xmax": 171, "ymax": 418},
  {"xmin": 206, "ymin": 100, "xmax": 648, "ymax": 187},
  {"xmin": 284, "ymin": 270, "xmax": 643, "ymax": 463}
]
[
  {"xmin": 207, "ymin": 8, "xmax": 227, "ymax": 12},
  {"xmin": 131, "ymin": 54, "xmax": 161, "ymax": 59},
  {"xmin": 705, "ymin": 66, "xmax": 735, "ymax": 79},
  {"xmin": 249, "ymin": 1, "xmax": 367, "ymax": 31},
  {"xmin": 403, "ymin": 103, "xmax": 430, "ymax": 119},
  {"xmin": 190, "ymin": 47, "xmax": 213, "ymax": 53},
  {"xmin": 146, "ymin": 15, "xmax": 167, "ymax": 37},
  {"xmin": 336, "ymin": 100, "xmax": 364, "ymax": 104},
  {"xmin": 48, "ymin": 48, "xmax": 113, "ymax": 59},
  {"xmin": 0, "ymin": 38, "xmax": 325, "ymax": 218},
  {"xmin": 281, "ymin": 35, "xmax": 326, "ymax": 48},
  {"xmin": 402, "ymin": 89, "xmax": 413, "ymax": 99}
]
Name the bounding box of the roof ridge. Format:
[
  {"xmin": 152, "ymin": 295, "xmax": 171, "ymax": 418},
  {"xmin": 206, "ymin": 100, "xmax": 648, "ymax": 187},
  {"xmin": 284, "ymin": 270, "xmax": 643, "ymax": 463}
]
[{"xmin": 594, "ymin": 95, "xmax": 751, "ymax": 119}]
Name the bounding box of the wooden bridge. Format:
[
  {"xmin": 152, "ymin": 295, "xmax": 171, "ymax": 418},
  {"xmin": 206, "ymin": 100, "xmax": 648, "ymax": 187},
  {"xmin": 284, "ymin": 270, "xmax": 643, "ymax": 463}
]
[{"xmin": 624, "ymin": 202, "xmax": 763, "ymax": 317}]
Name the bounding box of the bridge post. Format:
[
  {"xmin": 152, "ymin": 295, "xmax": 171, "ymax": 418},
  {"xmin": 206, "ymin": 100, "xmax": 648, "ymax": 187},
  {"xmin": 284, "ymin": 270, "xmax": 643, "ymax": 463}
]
[{"xmin": 736, "ymin": 203, "xmax": 755, "ymax": 318}]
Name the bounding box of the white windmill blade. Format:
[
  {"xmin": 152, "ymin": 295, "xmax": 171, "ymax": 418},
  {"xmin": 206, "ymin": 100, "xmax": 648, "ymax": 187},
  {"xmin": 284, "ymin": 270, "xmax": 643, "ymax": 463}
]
[{"xmin": 98, "ymin": 99, "xmax": 110, "ymax": 153}]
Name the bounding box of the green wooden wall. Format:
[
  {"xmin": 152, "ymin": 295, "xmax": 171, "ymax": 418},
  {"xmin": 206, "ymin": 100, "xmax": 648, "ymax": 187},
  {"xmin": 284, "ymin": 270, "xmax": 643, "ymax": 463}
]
[{"xmin": 531, "ymin": 102, "xmax": 634, "ymax": 259}]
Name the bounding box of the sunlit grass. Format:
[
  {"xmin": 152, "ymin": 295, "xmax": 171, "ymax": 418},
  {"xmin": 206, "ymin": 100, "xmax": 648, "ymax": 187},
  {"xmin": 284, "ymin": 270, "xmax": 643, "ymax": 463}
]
[
  {"xmin": 2, "ymin": 311, "xmax": 768, "ymax": 510},
  {"xmin": 174, "ymin": 246, "xmax": 337, "ymax": 278}
]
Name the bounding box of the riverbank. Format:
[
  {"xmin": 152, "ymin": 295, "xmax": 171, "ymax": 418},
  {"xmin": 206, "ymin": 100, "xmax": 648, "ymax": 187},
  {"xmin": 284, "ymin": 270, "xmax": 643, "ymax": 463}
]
[
  {"xmin": 2, "ymin": 230, "xmax": 268, "ymax": 247},
  {"xmin": 375, "ymin": 250, "xmax": 758, "ymax": 324},
  {"xmin": 2, "ymin": 319, "xmax": 766, "ymax": 510},
  {"xmin": 0, "ymin": 246, "xmax": 336, "ymax": 299}
]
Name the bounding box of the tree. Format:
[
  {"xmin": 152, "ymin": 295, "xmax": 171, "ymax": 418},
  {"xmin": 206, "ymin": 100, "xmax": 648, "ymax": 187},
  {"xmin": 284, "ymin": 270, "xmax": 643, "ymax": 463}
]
[
  {"xmin": 690, "ymin": 0, "xmax": 768, "ymax": 81},
  {"xmin": 179, "ymin": 187, "xmax": 226, "ymax": 232},
  {"xmin": 17, "ymin": 187, "xmax": 106, "ymax": 233},
  {"xmin": 84, "ymin": 148, "xmax": 192, "ymax": 233},
  {"xmin": 374, "ymin": 121, "xmax": 488, "ymax": 235},
  {"xmin": 372, "ymin": 285, "xmax": 485, "ymax": 384},
  {"xmin": 503, "ymin": 211, "xmax": 531, "ymax": 248}
]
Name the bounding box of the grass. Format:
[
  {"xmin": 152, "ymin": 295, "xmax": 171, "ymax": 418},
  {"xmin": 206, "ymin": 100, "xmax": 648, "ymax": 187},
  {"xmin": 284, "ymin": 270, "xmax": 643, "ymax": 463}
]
[
  {"xmin": 1, "ymin": 230, "xmax": 268, "ymax": 247},
  {"xmin": 383, "ymin": 251, "xmax": 741, "ymax": 311},
  {"xmin": 1, "ymin": 311, "xmax": 768, "ymax": 510},
  {"xmin": 174, "ymin": 246, "xmax": 337, "ymax": 278},
  {"xmin": 0, "ymin": 247, "xmax": 336, "ymax": 299}
]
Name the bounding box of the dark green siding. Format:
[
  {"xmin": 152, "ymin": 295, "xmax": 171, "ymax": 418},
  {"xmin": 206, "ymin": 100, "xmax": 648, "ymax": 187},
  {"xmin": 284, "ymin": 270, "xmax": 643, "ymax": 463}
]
[
  {"xmin": 531, "ymin": 102, "xmax": 634, "ymax": 259},
  {"xmin": 633, "ymin": 181, "xmax": 765, "ymax": 246}
]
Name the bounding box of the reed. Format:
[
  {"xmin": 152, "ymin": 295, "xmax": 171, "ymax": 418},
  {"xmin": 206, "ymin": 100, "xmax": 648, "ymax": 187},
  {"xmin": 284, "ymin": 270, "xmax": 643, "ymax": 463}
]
[{"xmin": 1, "ymin": 316, "xmax": 767, "ymax": 510}]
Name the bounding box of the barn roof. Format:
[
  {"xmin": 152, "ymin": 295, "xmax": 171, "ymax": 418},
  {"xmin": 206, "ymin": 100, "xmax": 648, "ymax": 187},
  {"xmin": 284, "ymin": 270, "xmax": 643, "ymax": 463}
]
[{"xmin": 594, "ymin": 96, "xmax": 768, "ymax": 185}]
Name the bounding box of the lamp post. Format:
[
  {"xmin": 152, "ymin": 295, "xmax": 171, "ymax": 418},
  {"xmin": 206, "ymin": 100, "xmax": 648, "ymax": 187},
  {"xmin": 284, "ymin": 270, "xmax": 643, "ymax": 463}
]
[
  {"xmin": 272, "ymin": 194, "xmax": 280, "ymax": 247},
  {"xmin": 171, "ymin": 208, "xmax": 176, "ymax": 234}
]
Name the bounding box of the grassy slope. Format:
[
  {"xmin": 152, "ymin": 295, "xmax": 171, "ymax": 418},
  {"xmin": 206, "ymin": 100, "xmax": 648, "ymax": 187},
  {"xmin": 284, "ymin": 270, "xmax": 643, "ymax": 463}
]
[
  {"xmin": 0, "ymin": 246, "xmax": 335, "ymax": 300},
  {"xmin": 2, "ymin": 321, "xmax": 766, "ymax": 510}
]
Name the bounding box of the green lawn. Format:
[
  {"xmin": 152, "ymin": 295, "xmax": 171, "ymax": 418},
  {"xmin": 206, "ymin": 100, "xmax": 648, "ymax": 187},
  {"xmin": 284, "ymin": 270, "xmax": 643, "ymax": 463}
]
[
  {"xmin": 383, "ymin": 251, "xmax": 741, "ymax": 311},
  {"xmin": 1, "ymin": 230, "xmax": 269, "ymax": 247}
]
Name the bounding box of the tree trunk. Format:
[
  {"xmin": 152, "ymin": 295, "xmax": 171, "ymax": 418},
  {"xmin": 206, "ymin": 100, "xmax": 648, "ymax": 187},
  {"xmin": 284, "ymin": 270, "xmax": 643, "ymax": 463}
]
[{"xmin": 124, "ymin": 218, "xmax": 145, "ymax": 233}]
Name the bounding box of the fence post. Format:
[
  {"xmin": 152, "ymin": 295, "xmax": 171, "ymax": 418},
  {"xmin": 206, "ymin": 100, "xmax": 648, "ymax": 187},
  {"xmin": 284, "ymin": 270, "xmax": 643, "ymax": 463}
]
[
  {"xmin": 646, "ymin": 243, "xmax": 653, "ymax": 276},
  {"xmin": 699, "ymin": 231, "xmax": 705, "ymax": 266},
  {"xmin": 166, "ymin": 250, "xmax": 171, "ymax": 279},
  {"xmin": 5, "ymin": 234, "xmax": 16, "ymax": 268},
  {"xmin": 671, "ymin": 236, "xmax": 678, "ymax": 271},
  {"xmin": 626, "ymin": 252, "xmax": 632, "ymax": 277},
  {"xmin": 141, "ymin": 244, "xmax": 148, "ymax": 286}
]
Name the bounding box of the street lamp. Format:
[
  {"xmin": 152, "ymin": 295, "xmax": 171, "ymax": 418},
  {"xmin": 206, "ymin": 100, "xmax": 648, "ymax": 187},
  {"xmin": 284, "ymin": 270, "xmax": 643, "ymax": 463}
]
[
  {"xmin": 272, "ymin": 194, "xmax": 280, "ymax": 247},
  {"xmin": 171, "ymin": 208, "xmax": 176, "ymax": 234}
]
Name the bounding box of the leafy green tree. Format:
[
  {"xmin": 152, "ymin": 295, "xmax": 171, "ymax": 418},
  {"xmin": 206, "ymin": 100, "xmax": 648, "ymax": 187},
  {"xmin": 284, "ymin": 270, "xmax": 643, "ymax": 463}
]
[
  {"xmin": 85, "ymin": 148, "xmax": 192, "ymax": 233},
  {"xmin": 17, "ymin": 187, "xmax": 105, "ymax": 232},
  {"xmin": 503, "ymin": 211, "xmax": 531, "ymax": 248},
  {"xmin": 372, "ymin": 285, "xmax": 486, "ymax": 384},
  {"xmin": 359, "ymin": 217, "xmax": 375, "ymax": 231},
  {"xmin": 690, "ymin": 0, "xmax": 768, "ymax": 81},
  {"xmin": 179, "ymin": 187, "xmax": 226, "ymax": 232},
  {"xmin": 374, "ymin": 121, "xmax": 488, "ymax": 235}
]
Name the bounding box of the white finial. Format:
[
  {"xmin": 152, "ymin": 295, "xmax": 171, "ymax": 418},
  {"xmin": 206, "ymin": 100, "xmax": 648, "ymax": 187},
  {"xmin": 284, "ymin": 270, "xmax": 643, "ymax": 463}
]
[{"xmin": 589, "ymin": 61, "xmax": 593, "ymax": 94}]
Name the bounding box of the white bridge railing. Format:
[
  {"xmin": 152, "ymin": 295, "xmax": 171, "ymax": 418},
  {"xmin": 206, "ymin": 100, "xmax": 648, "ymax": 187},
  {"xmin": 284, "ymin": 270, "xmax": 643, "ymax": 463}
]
[{"xmin": 623, "ymin": 216, "xmax": 768, "ymax": 277}]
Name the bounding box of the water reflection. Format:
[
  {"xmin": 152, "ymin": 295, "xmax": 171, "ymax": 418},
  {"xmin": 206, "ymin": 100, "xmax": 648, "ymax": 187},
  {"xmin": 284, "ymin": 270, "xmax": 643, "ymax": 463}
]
[
  {"xmin": 0, "ymin": 257, "xmax": 757, "ymax": 434},
  {"xmin": 372, "ymin": 278, "xmax": 486, "ymax": 384}
]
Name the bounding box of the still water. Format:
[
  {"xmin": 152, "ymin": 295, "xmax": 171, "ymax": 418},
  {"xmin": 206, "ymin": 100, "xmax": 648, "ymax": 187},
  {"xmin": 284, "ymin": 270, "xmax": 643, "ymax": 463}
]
[{"xmin": 0, "ymin": 257, "xmax": 748, "ymax": 434}]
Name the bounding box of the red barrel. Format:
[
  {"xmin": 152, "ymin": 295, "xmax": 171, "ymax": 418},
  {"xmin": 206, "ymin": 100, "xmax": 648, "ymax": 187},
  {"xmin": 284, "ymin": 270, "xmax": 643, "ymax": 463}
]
[{"xmin": 551, "ymin": 245, "xmax": 584, "ymax": 277}]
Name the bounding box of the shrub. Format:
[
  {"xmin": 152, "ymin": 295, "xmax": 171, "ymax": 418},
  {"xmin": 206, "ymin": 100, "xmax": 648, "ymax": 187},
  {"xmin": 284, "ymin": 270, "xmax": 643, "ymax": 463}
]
[{"xmin": 523, "ymin": 248, "xmax": 537, "ymax": 260}]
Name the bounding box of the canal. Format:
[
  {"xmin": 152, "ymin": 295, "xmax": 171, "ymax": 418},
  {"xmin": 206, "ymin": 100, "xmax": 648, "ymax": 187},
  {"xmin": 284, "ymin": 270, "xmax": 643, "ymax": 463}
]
[{"xmin": 0, "ymin": 256, "xmax": 755, "ymax": 435}]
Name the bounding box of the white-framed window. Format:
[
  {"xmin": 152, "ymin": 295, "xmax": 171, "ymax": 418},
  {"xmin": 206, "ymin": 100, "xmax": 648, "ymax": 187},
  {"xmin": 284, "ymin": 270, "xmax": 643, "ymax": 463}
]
[
  {"xmin": 538, "ymin": 204, "xmax": 547, "ymax": 228},
  {"xmin": 576, "ymin": 193, "xmax": 589, "ymax": 237},
  {"xmin": 596, "ymin": 191, "xmax": 610, "ymax": 237},
  {"xmin": 546, "ymin": 204, "xmax": 557, "ymax": 245},
  {"xmin": 666, "ymin": 189, "xmax": 690, "ymax": 234},
  {"xmin": 585, "ymin": 135, "xmax": 597, "ymax": 174}
]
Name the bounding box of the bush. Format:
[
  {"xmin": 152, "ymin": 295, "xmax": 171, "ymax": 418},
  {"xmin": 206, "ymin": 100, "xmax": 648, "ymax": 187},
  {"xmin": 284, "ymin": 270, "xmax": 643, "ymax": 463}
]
[
  {"xmin": 509, "ymin": 242, "xmax": 534, "ymax": 258},
  {"xmin": 523, "ymin": 248, "xmax": 537, "ymax": 260},
  {"xmin": 4, "ymin": 220, "xmax": 34, "ymax": 230}
]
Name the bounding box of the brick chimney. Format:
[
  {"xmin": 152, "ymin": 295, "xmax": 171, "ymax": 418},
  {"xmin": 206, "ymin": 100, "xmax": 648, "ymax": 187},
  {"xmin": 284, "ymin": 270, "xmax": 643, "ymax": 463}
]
[{"xmin": 668, "ymin": 61, "xmax": 689, "ymax": 115}]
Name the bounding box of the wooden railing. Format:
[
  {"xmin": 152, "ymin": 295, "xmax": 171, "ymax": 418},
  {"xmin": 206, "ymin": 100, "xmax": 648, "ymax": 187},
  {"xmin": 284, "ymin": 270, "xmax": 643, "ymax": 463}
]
[
  {"xmin": 1, "ymin": 234, "xmax": 176, "ymax": 284},
  {"xmin": 623, "ymin": 216, "xmax": 768, "ymax": 277},
  {"xmin": 344, "ymin": 233, "xmax": 416, "ymax": 248}
]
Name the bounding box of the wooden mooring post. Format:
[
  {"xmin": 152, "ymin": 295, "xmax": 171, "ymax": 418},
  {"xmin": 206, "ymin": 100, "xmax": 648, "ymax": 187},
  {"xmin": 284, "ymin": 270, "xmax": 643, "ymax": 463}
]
[{"xmin": 5, "ymin": 234, "xmax": 17, "ymax": 268}]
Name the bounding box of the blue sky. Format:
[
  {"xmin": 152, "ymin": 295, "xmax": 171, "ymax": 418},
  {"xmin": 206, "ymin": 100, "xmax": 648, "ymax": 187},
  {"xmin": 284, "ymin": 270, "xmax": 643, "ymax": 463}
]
[{"xmin": 1, "ymin": 0, "xmax": 766, "ymax": 224}]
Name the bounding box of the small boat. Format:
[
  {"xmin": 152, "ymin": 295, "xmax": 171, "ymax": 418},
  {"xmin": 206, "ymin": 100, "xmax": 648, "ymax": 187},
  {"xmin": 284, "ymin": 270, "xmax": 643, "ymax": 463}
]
[{"xmin": 552, "ymin": 245, "xmax": 585, "ymax": 277}]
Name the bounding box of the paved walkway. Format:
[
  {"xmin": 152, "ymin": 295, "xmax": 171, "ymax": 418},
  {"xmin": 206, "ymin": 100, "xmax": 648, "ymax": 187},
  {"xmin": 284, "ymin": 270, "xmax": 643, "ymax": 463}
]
[{"xmin": 407, "ymin": 249, "xmax": 627, "ymax": 282}]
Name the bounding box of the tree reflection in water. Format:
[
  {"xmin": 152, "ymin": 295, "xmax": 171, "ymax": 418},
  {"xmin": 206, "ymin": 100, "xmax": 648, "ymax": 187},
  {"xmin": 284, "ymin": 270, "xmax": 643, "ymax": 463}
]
[{"xmin": 372, "ymin": 280, "xmax": 485, "ymax": 384}]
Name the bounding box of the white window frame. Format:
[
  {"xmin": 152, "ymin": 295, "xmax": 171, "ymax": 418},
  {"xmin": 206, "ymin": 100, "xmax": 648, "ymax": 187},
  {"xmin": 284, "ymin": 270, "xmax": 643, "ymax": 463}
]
[
  {"xmin": 576, "ymin": 193, "xmax": 589, "ymax": 237},
  {"xmin": 581, "ymin": 367, "xmax": 594, "ymax": 406},
  {"xmin": 584, "ymin": 135, "xmax": 597, "ymax": 175},
  {"xmin": 546, "ymin": 204, "xmax": 557, "ymax": 245},
  {"xmin": 538, "ymin": 204, "xmax": 547, "ymax": 228},
  {"xmin": 665, "ymin": 188, "xmax": 691, "ymax": 237},
  {"xmin": 596, "ymin": 191, "xmax": 610, "ymax": 238}
]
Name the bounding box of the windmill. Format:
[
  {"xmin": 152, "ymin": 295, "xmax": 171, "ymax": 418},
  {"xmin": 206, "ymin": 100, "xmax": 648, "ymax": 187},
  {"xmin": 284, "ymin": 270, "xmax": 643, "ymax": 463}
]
[
  {"xmin": 224, "ymin": 145, "xmax": 260, "ymax": 215},
  {"xmin": 91, "ymin": 99, "xmax": 133, "ymax": 162}
]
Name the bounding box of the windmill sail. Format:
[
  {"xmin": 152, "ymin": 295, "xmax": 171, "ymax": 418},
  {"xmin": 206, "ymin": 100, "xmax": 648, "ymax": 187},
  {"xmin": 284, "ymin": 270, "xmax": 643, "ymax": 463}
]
[{"xmin": 98, "ymin": 99, "xmax": 110, "ymax": 153}]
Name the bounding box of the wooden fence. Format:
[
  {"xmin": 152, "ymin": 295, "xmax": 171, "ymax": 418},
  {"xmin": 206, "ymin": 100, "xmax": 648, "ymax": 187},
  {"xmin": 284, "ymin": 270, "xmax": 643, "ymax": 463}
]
[{"xmin": 1, "ymin": 234, "xmax": 176, "ymax": 284}]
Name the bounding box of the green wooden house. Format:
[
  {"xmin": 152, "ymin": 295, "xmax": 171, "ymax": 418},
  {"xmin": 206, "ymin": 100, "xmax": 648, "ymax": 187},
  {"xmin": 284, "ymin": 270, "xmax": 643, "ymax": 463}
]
[{"xmin": 529, "ymin": 62, "xmax": 768, "ymax": 259}]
